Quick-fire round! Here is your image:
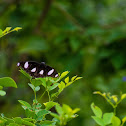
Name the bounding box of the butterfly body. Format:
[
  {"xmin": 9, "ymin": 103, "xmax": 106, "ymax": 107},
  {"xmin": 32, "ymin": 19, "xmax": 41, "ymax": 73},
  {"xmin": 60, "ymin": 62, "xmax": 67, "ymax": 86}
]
[{"xmin": 17, "ymin": 61, "xmax": 59, "ymax": 78}]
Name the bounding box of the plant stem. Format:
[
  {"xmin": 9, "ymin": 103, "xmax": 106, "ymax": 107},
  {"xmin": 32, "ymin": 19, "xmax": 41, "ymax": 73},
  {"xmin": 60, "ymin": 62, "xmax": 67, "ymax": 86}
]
[
  {"xmin": 34, "ymin": 90, "xmax": 37, "ymax": 101},
  {"xmin": 38, "ymin": 90, "xmax": 46, "ymax": 102},
  {"xmin": 47, "ymin": 90, "xmax": 51, "ymax": 101}
]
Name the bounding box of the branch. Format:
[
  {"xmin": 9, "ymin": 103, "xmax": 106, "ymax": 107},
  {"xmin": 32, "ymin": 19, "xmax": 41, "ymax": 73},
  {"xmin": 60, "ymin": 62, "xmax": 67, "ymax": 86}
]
[{"xmin": 34, "ymin": 0, "xmax": 53, "ymax": 34}]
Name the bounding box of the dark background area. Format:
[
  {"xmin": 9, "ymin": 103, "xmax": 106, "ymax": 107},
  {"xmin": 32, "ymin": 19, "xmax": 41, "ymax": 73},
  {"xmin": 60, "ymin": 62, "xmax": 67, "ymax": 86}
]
[{"xmin": 0, "ymin": 0, "xmax": 126, "ymax": 125}]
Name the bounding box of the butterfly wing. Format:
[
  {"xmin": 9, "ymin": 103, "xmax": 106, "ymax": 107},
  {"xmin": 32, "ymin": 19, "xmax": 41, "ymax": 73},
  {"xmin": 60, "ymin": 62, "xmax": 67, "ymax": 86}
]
[{"xmin": 17, "ymin": 61, "xmax": 58, "ymax": 78}]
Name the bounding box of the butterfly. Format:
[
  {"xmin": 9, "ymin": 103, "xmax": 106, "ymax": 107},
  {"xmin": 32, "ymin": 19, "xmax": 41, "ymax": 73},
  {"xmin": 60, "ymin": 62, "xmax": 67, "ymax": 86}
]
[{"xmin": 17, "ymin": 61, "xmax": 59, "ymax": 78}]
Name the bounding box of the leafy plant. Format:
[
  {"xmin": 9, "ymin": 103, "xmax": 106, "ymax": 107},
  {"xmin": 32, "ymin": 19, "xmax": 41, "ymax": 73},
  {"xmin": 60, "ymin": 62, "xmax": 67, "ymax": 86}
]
[
  {"xmin": 0, "ymin": 68, "xmax": 81, "ymax": 126},
  {"xmin": 0, "ymin": 27, "xmax": 22, "ymax": 38},
  {"xmin": 91, "ymin": 91, "xmax": 126, "ymax": 126}
]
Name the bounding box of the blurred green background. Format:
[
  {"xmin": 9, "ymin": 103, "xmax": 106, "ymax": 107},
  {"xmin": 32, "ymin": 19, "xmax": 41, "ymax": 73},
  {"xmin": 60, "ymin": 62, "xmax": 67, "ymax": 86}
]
[{"xmin": 1, "ymin": 0, "xmax": 126, "ymax": 125}]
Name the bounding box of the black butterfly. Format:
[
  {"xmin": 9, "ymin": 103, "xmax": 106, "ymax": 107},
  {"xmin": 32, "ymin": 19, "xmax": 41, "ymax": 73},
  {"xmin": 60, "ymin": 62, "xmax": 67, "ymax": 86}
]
[{"xmin": 17, "ymin": 61, "xmax": 59, "ymax": 78}]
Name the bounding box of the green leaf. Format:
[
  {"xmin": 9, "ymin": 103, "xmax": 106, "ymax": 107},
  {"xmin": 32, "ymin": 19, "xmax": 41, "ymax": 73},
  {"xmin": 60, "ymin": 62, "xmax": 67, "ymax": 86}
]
[
  {"xmin": 50, "ymin": 113, "xmax": 60, "ymax": 120},
  {"xmin": 92, "ymin": 116, "xmax": 105, "ymax": 126},
  {"xmin": 0, "ymin": 77, "xmax": 17, "ymax": 88},
  {"xmin": 7, "ymin": 123, "xmax": 19, "ymax": 126},
  {"xmin": 31, "ymin": 79, "xmax": 42, "ymax": 87},
  {"xmin": 75, "ymin": 77, "xmax": 82, "ymax": 81},
  {"xmin": 22, "ymin": 119, "xmax": 35, "ymax": 126},
  {"xmin": 44, "ymin": 102, "xmax": 57, "ymax": 110},
  {"xmin": 36, "ymin": 109, "xmax": 50, "ymax": 117},
  {"xmin": 65, "ymin": 82, "xmax": 73, "ymax": 87},
  {"xmin": 58, "ymin": 81, "xmax": 65, "ymax": 93},
  {"xmin": 13, "ymin": 117, "xmax": 22, "ymax": 124},
  {"xmin": 65, "ymin": 77, "xmax": 69, "ymax": 83},
  {"xmin": 48, "ymin": 83, "xmax": 59, "ymax": 91},
  {"xmin": 121, "ymin": 94, "xmax": 126, "ymax": 100},
  {"xmin": 19, "ymin": 68, "xmax": 31, "ymax": 79},
  {"xmin": 0, "ymin": 90, "xmax": 6, "ymax": 96},
  {"xmin": 25, "ymin": 109, "xmax": 35, "ymax": 118},
  {"xmin": 122, "ymin": 116, "xmax": 126, "ymax": 125},
  {"xmin": 62, "ymin": 104, "xmax": 72, "ymax": 114},
  {"xmin": 36, "ymin": 78, "xmax": 46, "ymax": 87},
  {"xmin": 55, "ymin": 104, "xmax": 63, "ymax": 115},
  {"xmin": 28, "ymin": 83, "xmax": 35, "ymax": 91},
  {"xmin": 51, "ymin": 92, "xmax": 59, "ymax": 99},
  {"xmin": 35, "ymin": 86, "xmax": 40, "ymax": 92},
  {"xmin": 12, "ymin": 27, "xmax": 22, "ymax": 31},
  {"xmin": 60, "ymin": 71, "xmax": 69, "ymax": 79},
  {"xmin": 40, "ymin": 120, "xmax": 55, "ymax": 125},
  {"xmin": 18, "ymin": 100, "xmax": 31, "ymax": 108},
  {"xmin": 71, "ymin": 75, "xmax": 77, "ymax": 81},
  {"xmin": 111, "ymin": 115, "xmax": 121, "ymax": 126},
  {"xmin": 91, "ymin": 103, "xmax": 102, "ymax": 118},
  {"xmin": 103, "ymin": 113, "xmax": 114, "ymax": 125},
  {"xmin": 3, "ymin": 27, "xmax": 11, "ymax": 34},
  {"xmin": 22, "ymin": 118, "xmax": 35, "ymax": 122},
  {"xmin": 72, "ymin": 108, "xmax": 80, "ymax": 114}
]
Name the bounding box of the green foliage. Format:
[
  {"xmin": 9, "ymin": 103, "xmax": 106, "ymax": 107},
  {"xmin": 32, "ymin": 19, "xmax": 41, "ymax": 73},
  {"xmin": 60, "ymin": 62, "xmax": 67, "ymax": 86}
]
[
  {"xmin": 0, "ymin": 27, "xmax": 22, "ymax": 38},
  {"xmin": 0, "ymin": 77, "xmax": 17, "ymax": 96},
  {"xmin": 1, "ymin": 0, "xmax": 126, "ymax": 126},
  {"xmin": 50, "ymin": 104, "xmax": 80, "ymax": 126},
  {"xmin": 0, "ymin": 69, "xmax": 81, "ymax": 126},
  {"xmin": 91, "ymin": 92, "xmax": 126, "ymax": 126}
]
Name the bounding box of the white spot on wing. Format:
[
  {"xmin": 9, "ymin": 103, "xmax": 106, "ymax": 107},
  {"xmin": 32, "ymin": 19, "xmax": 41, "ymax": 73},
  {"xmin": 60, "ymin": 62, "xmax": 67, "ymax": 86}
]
[
  {"xmin": 24, "ymin": 62, "xmax": 29, "ymax": 69},
  {"xmin": 55, "ymin": 74, "xmax": 58, "ymax": 77},
  {"xmin": 39, "ymin": 70, "xmax": 44, "ymax": 75},
  {"xmin": 17, "ymin": 62, "xmax": 20, "ymax": 66},
  {"xmin": 31, "ymin": 67, "xmax": 36, "ymax": 72},
  {"xmin": 48, "ymin": 69, "xmax": 54, "ymax": 75}
]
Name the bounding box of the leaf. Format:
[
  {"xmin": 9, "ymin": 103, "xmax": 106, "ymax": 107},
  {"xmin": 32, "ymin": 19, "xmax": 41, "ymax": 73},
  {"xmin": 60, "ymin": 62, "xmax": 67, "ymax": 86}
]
[
  {"xmin": 48, "ymin": 83, "xmax": 59, "ymax": 91},
  {"xmin": 112, "ymin": 96, "xmax": 118, "ymax": 103},
  {"xmin": 121, "ymin": 94, "xmax": 126, "ymax": 100},
  {"xmin": 43, "ymin": 102, "xmax": 57, "ymax": 110},
  {"xmin": 28, "ymin": 83, "xmax": 35, "ymax": 91},
  {"xmin": 60, "ymin": 71, "xmax": 69, "ymax": 79},
  {"xmin": 19, "ymin": 68, "xmax": 31, "ymax": 79},
  {"xmin": 18, "ymin": 100, "xmax": 31, "ymax": 108},
  {"xmin": 12, "ymin": 27, "xmax": 22, "ymax": 31},
  {"xmin": 91, "ymin": 103, "xmax": 102, "ymax": 118},
  {"xmin": 36, "ymin": 109, "xmax": 50, "ymax": 117},
  {"xmin": 55, "ymin": 104, "xmax": 63, "ymax": 115},
  {"xmin": 111, "ymin": 115, "xmax": 121, "ymax": 126},
  {"xmin": 65, "ymin": 82, "xmax": 73, "ymax": 87},
  {"xmin": 72, "ymin": 108, "xmax": 80, "ymax": 114},
  {"xmin": 122, "ymin": 116, "xmax": 126, "ymax": 124},
  {"xmin": 0, "ymin": 77, "xmax": 17, "ymax": 88},
  {"xmin": 35, "ymin": 86, "xmax": 40, "ymax": 92},
  {"xmin": 75, "ymin": 77, "xmax": 83, "ymax": 81},
  {"xmin": 31, "ymin": 79, "xmax": 42, "ymax": 87},
  {"xmin": 50, "ymin": 113, "xmax": 60, "ymax": 120},
  {"xmin": 103, "ymin": 113, "xmax": 114, "ymax": 125},
  {"xmin": 92, "ymin": 116, "xmax": 105, "ymax": 126},
  {"xmin": 22, "ymin": 119, "xmax": 35, "ymax": 126},
  {"xmin": 3, "ymin": 27, "xmax": 11, "ymax": 34},
  {"xmin": 71, "ymin": 75, "xmax": 77, "ymax": 81},
  {"xmin": 63, "ymin": 104, "xmax": 72, "ymax": 114},
  {"xmin": 58, "ymin": 81, "xmax": 65, "ymax": 93},
  {"xmin": 65, "ymin": 77, "xmax": 69, "ymax": 83},
  {"xmin": 25, "ymin": 109, "xmax": 35, "ymax": 118},
  {"xmin": 36, "ymin": 78, "xmax": 46, "ymax": 87},
  {"xmin": 40, "ymin": 120, "xmax": 55, "ymax": 125},
  {"xmin": 13, "ymin": 117, "xmax": 22, "ymax": 124},
  {"xmin": 51, "ymin": 92, "xmax": 59, "ymax": 99},
  {"xmin": 0, "ymin": 90, "xmax": 6, "ymax": 96}
]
